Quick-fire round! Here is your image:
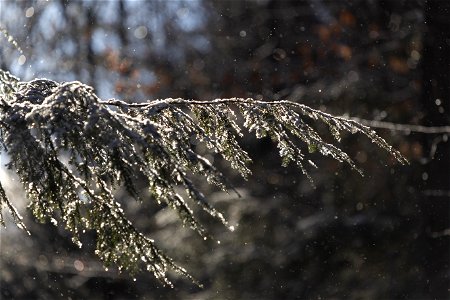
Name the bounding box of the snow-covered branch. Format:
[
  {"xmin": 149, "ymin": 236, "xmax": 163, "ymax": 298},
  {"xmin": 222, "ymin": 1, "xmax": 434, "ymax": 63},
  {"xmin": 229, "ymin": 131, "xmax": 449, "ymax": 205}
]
[{"xmin": 0, "ymin": 70, "xmax": 407, "ymax": 285}]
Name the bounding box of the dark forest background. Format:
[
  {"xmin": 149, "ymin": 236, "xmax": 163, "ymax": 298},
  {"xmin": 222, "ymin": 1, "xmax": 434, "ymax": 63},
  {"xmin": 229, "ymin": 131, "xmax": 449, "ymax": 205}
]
[{"xmin": 1, "ymin": 0, "xmax": 449, "ymax": 299}]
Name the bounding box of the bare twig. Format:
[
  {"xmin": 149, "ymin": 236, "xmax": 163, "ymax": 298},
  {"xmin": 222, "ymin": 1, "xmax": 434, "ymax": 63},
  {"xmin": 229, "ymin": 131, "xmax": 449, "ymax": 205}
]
[{"xmin": 349, "ymin": 118, "xmax": 450, "ymax": 134}]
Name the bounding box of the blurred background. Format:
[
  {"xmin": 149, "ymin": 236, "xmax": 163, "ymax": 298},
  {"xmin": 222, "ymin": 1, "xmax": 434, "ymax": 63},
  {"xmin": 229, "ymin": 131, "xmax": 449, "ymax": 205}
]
[{"xmin": 0, "ymin": 0, "xmax": 449, "ymax": 299}]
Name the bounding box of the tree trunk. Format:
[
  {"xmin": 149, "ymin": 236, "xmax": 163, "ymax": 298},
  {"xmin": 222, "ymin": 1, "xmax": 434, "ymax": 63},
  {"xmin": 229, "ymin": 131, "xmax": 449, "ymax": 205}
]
[{"xmin": 420, "ymin": 0, "xmax": 450, "ymax": 297}]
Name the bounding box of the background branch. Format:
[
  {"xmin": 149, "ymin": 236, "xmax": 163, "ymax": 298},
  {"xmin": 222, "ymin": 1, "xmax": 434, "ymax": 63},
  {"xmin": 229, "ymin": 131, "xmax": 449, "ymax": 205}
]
[{"xmin": 349, "ymin": 118, "xmax": 450, "ymax": 134}]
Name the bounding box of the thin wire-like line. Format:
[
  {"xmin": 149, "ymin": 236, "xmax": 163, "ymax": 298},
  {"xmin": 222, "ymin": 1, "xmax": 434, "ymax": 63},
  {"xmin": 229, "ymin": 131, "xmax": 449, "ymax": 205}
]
[{"xmin": 350, "ymin": 118, "xmax": 450, "ymax": 134}]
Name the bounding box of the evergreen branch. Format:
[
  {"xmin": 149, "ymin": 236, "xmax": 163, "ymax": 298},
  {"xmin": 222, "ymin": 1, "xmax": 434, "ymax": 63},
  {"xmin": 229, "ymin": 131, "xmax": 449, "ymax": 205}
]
[
  {"xmin": 104, "ymin": 97, "xmax": 408, "ymax": 165},
  {"xmin": 0, "ymin": 180, "xmax": 29, "ymax": 234},
  {"xmin": 0, "ymin": 71, "xmax": 408, "ymax": 286}
]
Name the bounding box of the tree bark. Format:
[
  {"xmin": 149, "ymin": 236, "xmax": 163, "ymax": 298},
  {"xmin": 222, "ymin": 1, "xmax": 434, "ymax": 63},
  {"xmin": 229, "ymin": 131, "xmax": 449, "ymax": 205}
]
[{"xmin": 420, "ymin": 0, "xmax": 450, "ymax": 297}]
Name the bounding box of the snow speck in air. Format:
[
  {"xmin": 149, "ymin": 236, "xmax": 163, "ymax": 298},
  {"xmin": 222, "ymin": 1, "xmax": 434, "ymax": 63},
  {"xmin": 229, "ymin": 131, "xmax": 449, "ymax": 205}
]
[
  {"xmin": 73, "ymin": 260, "xmax": 84, "ymax": 272},
  {"xmin": 422, "ymin": 172, "xmax": 428, "ymax": 181},
  {"xmin": 134, "ymin": 26, "xmax": 148, "ymax": 39},
  {"xmin": 25, "ymin": 7, "xmax": 35, "ymax": 18},
  {"xmin": 18, "ymin": 55, "xmax": 26, "ymax": 65}
]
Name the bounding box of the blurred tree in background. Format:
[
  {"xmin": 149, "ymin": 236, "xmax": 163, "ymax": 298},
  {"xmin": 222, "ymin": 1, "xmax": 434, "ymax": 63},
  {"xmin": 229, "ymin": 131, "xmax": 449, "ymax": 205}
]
[{"xmin": 0, "ymin": 0, "xmax": 448, "ymax": 299}]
